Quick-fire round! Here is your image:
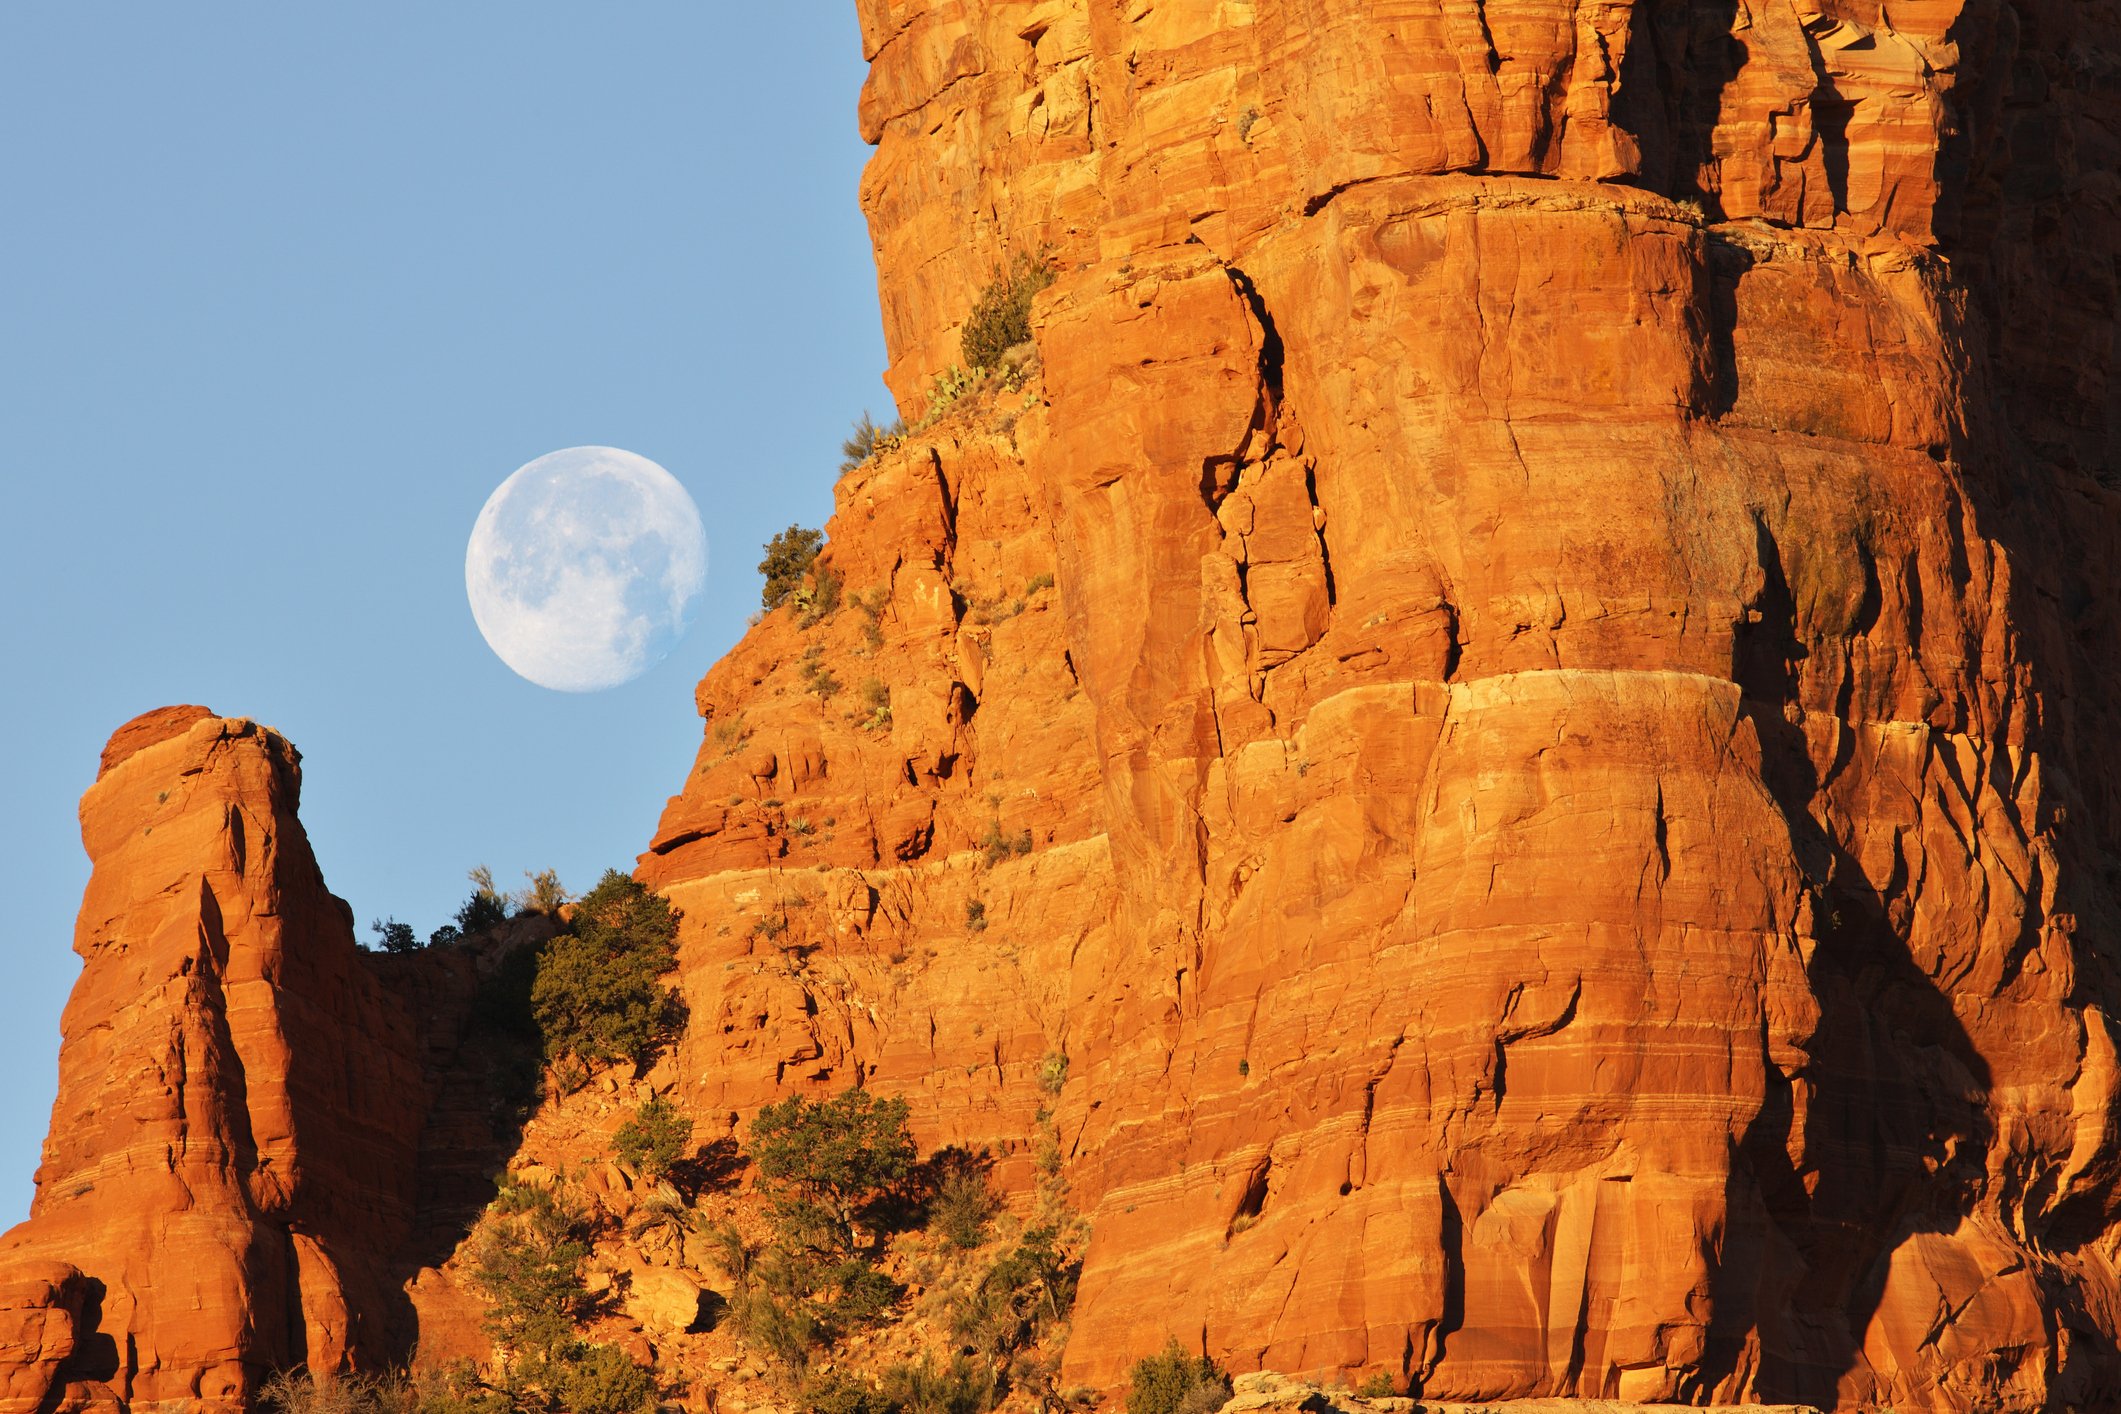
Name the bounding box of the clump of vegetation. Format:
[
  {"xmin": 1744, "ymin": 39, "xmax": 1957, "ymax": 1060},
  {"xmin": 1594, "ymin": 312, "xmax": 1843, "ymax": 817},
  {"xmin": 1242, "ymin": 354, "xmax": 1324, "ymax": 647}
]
[
  {"xmin": 468, "ymin": 1179, "xmax": 592, "ymax": 1360},
  {"xmin": 930, "ymin": 1166, "xmax": 999, "ymax": 1250},
  {"xmin": 841, "ymin": 412, "xmax": 907, "ymax": 475},
  {"xmin": 528, "ymin": 870, "xmax": 685, "ymax": 1076},
  {"xmin": 802, "ymin": 647, "xmax": 843, "ymax": 703},
  {"xmin": 1354, "ymin": 1371, "xmax": 1397, "ymax": 1398},
  {"xmin": 517, "ymin": 867, "xmax": 569, "ymax": 916},
  {"xmin": 964, "ymin": 898, "xmax": 989, "ymax": 934},
  {"xmin": 753, "ymin": 1088, "xmax": 916, "ymax": 1255},
  {"xmin": 370, "ymin": 917, "xmax": 418, "ymax": 954},
  {"xmin": 795, "ymin": 563, "xmax": 844, "ymax": 628},
  {"xmin": 611, "ymin": 1094, "xmax": 693, "ymax": 1182},
  {"xmin": 923, "ymin": 365, "xmax": 980, "ymax": 428},
  {"xmin": 1037, "ymin": 1051, "xmax": 1069, "ymax": 1096},
  {"xmin": 886, "ymin": 1355, "xmax": 999, "ymax": 1414},
  {"xmin": 1127, "ymin": 1340, "xmax": 1230, "ymax": 1414},
  {"xmin": 761, "ymin": 525, "xmax": 826, "ymax": 611},
  {"xmin": 980, "ymin": 819, "xmax": 1036, "ymax": 867},
  {"xmin": 724, "ymin": 1089, "xmax": 920, "ymax": 1365},
  {"xmin": 711, "ymin": 712, "xmax": 752, "ymax": 756},
  {"xmin": 1025, "ymin": 572, "xmax": 1055, "ymax": 596},
  {"xmin": 961, "ymin": 250, "xmax": 1057, "ymax": 371},
  {"xmin": 949, "ymin": 1225, "xmax": 1077, "ymax": 1360},
  {"xmin": 465, "ymin": 1179, "xmax": 656, "ymax": 1413},
  {"xmin": 850, "ymin": 588, "xmax": 889, "ymax": 649},
  {"xmin": 859, "ymin": 677, "xmax": 893, "ymax": 732}
]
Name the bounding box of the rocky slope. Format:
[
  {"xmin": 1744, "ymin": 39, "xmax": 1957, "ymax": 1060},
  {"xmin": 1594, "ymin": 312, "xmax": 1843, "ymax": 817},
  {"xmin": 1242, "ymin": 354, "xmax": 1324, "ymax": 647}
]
[{"xmin": 637, "ymin": 0, "xmax": 2121, "ymax": 1409}]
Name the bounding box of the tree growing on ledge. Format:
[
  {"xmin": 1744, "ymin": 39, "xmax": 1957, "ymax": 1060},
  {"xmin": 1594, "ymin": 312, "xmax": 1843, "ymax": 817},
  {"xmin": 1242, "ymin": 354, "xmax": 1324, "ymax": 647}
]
[
  {"xmin": 529, "ymin": 870, "xmax": 685, "ymax": 1075},
  {"xmin": 759, "ymin": 524, "xmax": 824, "ymax": 611},
  {"xmin": 751, "ymin": 1087, "xmax": 916, "ymax": 1257}
]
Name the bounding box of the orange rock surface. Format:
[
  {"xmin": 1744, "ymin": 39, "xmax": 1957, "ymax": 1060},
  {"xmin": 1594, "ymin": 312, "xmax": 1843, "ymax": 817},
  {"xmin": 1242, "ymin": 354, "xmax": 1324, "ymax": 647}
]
[{"xmin": 637, "ymin": 1, "xmax": 2121, "ymax": 1409}]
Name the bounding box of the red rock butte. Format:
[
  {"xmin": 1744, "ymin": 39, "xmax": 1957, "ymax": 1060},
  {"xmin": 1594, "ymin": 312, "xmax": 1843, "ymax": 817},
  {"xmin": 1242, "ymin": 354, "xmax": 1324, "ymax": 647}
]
[{"xmin": 6, "ymin": 2, "xmax": 2121, "ymax": 1411}]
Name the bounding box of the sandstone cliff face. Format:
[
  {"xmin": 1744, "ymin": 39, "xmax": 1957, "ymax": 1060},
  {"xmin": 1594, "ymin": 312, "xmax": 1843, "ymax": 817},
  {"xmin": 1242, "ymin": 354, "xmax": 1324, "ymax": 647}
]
[
  {"xmin": 635, "ymin": 2, "xmax": 2121, "ymax": 1410},
  {"xmin": 0, "ymin": 709, "xmax": 430, "ymax": 1412}
]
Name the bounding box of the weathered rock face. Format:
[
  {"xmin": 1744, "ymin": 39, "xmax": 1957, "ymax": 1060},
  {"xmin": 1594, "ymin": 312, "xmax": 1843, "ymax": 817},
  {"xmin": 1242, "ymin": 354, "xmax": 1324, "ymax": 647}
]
[
  {"xmin": 0, "ymin": 710, "xmax": 429, "ymax": 1412},
  {"xmin": 638, "ymin": 2, "xmax": 2121, "ymax": 1411}
]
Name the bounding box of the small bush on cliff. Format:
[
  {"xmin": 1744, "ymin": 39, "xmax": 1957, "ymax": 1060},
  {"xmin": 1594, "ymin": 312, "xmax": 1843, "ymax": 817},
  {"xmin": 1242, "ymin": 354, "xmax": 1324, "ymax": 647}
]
[
  {"xmin": 761, "ymin": 525, "xmax": 825, "ymax": 611},
  {"xmin": 459, "ymin": 866, "xmax": 511, "ymax": 932},
  {"xmin": 1127, "ymin": 1341, "xmax": 1230, "ymax": 1414},
  {"xmin": 841, "ymin": 412, "xmax": 906, "ymax": 475},
  {"xmin": 370, "ymin": 917, "xmax": 418, "ymax": 954},
  {"xmin": 612, "ymin": 1094, "xmax": 693, "ymax": 1182},
  {"xmin": 960, "ymin": 250, "xmax": 1056, "ymax": 371},
  {"xmin": 529, "ymin": 870, "xmax": 686, "ymax": 1075},
  {"xmin": 517, "ymin": 867, "xmax": 570, "ymax": 916},
  {"xmin": 795, "ymin": 562, "xmax": 844, "ymax": 628}
]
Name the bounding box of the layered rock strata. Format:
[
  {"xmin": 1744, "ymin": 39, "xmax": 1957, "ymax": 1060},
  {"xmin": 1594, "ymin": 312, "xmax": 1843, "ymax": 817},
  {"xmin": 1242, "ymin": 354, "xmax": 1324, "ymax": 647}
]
[{"xmin": 636, "ymin": 2, "xmax": 2121, "ymax": 1410}]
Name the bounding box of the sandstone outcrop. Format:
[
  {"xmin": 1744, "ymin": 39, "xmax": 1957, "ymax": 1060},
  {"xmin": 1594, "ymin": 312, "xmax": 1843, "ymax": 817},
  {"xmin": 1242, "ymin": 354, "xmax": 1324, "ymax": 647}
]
[
  {"xmin": 634, "ymin": 1, "xmax": 2121, "ymax": 1410},
  {"xmin": 0, "ymin": 711, "xmax": 431, "ymax": 1411}
]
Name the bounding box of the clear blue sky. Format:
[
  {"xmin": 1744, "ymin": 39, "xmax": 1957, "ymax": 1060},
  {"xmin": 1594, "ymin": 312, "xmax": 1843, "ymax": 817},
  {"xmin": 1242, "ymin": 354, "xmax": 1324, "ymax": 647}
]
[{"xmin": 0, "ymin": 8, "xmax": 888, "ymax": 1222}]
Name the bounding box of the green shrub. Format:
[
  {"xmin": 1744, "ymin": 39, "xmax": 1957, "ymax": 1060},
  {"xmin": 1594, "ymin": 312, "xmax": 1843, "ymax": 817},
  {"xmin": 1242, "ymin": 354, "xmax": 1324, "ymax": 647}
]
[
  {"xmin": 931, "ymin": 1167, "xmax": 998, "ymax": 1250},
  {"xmin": 807, "ymin": 1371, "xmax": 902, "ymax": 1414},
  {"xmin": 1354, "ymin": 1371, "xmax": 1396, "ymax": 1398},
  {"xmin": 920, "ymin": 364, "xmax": 978, "ymax": 426},
  {"xmin": 751, "ymin": 1088, "xmax": 916, "ymax": 1256},
  {"xmin": 964, "ymin": 898, "xmax": 988, "ymax": 934},
  {"xmin": 883, "ymin": 1355, "xmax": 997, "ymax": 1414},
  {"xmin": 840, "ymin": 412, "xmax": 906, "ymax": 476},
  {"xmin": 795, "ymin": 563, "xmax": 843, "ymax": 628},
  {"xmin": 961, "ymin": 251, "xmax": 1057, "ymax": 371},
  {"xmin": 1037, "ymin": 1051, "xmax": 1069, "ymax": 1096},
  {"xmin": 980, "ymin": 820, "xmax": 1035, "ymax": 867},
  {"xmin": 851, "ymin": 588, "xmax": 888, "ymax": 648},
  {"xmin": 1127, "ymin": 1341, "xmax": 1229, "ymax": 1414},
  {"xmin": 370, "ymin": 918, "xmax": 418, "ymax": 954},
  {"xmin": 466, "ymin": 1180, "xmax": 591, "ymax": 1363},
  {"xmin": 258, "ymin": 1371, "xmax": 412, "ymax": 1414},
  {"xmin": 529, "ymin": 871, "xmax": 685, "ymax": 1074},
  {"xmin": 411, "ymin": 1363, "xmax": 512, "ymax": 1414},
  {"xmin": 540, "ymin": 1342, "xmax": 657, "ymax": 1414},
  {"xmin": 761, "ymin": 525, "xmax": 826, "ymax": 611},
  {"xmin": 458, "ymin": 867, "xmax": 510, "ymax": 933},
  {"xmin": 950, "ymin": 1225, "xmax": 1076, "ymax": 1358},
  {"xmin": 729, "ymin": 1286, "xmax": 826, "ymax": 1369},
  {"xmin": 802, "ymin": 655, "xmax": 843, "ymax": 703},
  {"xmin": 612, "ymin": 1095, "xmax": 693, "ymax": 1181},
  {"xmin": 819, "ymin": 1256, "xmax": 903, "ymax": 1326},
  {"xmin": 859, "ymin": 677, "xmax": 892, "ymax": 731},
  {"xmin": 518, "ymin": 868, "xmax": 569, "ymax": 916},
  {"xmin": 700, "ymin": 1220, "xmax": 759, "ymax": 1290}
]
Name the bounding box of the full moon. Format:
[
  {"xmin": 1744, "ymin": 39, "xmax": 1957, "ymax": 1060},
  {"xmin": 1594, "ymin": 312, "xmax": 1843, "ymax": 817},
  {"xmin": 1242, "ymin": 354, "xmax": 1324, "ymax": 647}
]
[{"xmin": 465, "ymin": 447, "xmax": 708, "ymax": 692}]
